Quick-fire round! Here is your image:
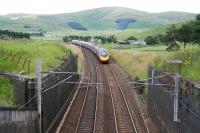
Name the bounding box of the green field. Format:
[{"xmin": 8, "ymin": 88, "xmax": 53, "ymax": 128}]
[
  {"xmin": 103, "ymin": 43, "xmax": 167, "ymax": 51},
  {"xmin": 0, "ymin": 7, "xmax": 194, "ymax": 34},
  {"xmin": 106, "ymin": 44, "xmax": 200, "ymax": 81},
  {"xmin": 0, "ymin": 39, "xmax": 71, "ymax": 106},
  {"xmin": 0, "ymin": 40, "xmax": 71, "ymax": 75},
  {"xmin": 0, "ymin": 77, "xmax": 14, "ymax": 106},
  {"xmin": 40, "ymin": 24, "xmax": 174, "ymax": 42},
  {"xmin": 154, "ymin": 46, "xmax": 200, "ymax": 81},
  {"xmin": 109, "ymin": 49, "xmax": 167, "ymax": 80},
  {"xmin": 114, "ymin": 26, "xmax": 169, "ymax": 40}
]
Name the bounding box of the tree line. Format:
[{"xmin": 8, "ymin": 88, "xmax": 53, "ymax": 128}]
[
  {"xmin": 144, "ymin": 14, "xmax": 200, "ymax": 51},
  {"xmin": 63, "ymin": 35, "xmax": 117, "ymax": 43},
  {"xmin": 63, "ymin": 35, "xmax": 91, "ymax": 42},
  {"xmin": 0, "ymin": 30, "xmax": 30, "ymax": 39},
  {"xmin": 93, "ymin": 35, "xmax": 117, "ymax": 43}
]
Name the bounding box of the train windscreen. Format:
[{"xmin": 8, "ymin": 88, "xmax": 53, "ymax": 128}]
[{"xmin": 100, "ymin": 51, "xmax": 108, "ymax": 57}]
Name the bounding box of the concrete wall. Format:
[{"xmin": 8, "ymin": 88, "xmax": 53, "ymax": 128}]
[
  {"xmin": 0, "ymin": 72, "xmax": 32, "ymax": 106},
  {"xmin": 0, "ymin": 107, "xmax": 38, "ymax": 133},
  {"xmin": 148, "ymin": 67, "xmax": 200, "ymax": 133},
  {"xmin": 0, "ymin": 54, "xmax": 79, "ymax": 133},
  {"xmin": 41, "ymin": 54, "xmax": 79, "ymax": 132}
]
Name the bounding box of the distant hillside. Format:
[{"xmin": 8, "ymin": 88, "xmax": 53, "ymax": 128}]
[
  {"xmin": 114, "ymin": 26, "xmax": 169, "ymax": 40},
  {"xmin": 0, "ymin": 7, "xmax": 195, "ymax": 33},
  {"xmin": 68, "ymin": 22, "xmax": 87, "ymax": 30},
  {"xmin": 115, "ymin": 18, "xmax": 136, "ymax": 30}
]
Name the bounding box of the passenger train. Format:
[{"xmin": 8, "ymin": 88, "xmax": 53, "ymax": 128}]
[{"xmin": 72, "ymin": 40, "xmax": 109, "ymax": 63}]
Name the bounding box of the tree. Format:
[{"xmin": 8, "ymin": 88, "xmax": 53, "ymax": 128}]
[
  {"xmin": 63, "ymin": 36, "xmax": 70, "ymax": 42},
  {"xmin": 177, "ymin": 23, "xmax": 192, "ymax": 49},
  {"xmin": 155, "ymin": 34, "xmax": 164, "ymax": 44},
  {"xmin": 191, "ymin": 14, "xmax": 200, "ymax": 44},
  {"xmin": 163, "ymin": 25, "xmax": 181, "ymax": 50},
  {"xmin": 126, "ymin": 36, "xmax": 138, "ymax": 41},
  {"xmin": 166, "ymin": 41, "xmax": 180, "ymax": 51},
  {"xmin": 164, "ymin": 25, "xmax": 178, "ymax": 43},
  {"xmin": 107, "ymin": 35, "xmax": 117, "ymax": 43},
  {"xmin": 0, "ymin": 29, "xmax": 30, "ymax": 39},
  {"xmin": 144, "ymin": 36, "xmax": 158, "ymax": 45}
]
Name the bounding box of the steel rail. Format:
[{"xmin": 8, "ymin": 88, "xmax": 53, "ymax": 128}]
[
  {"xmin": 56, "ymin": 57, "xmax": 86, "ymax": 133},
  {"xmin": 108, "ymin": 65, "xmax": 138, "ymax": 133},
  {"xmin": 74, "ymin": 62, "xmax": 92, "ymax": 133},
  {"xmin": 104, "ymin": 66, "xmax": 119, "ymax": 133},
  {"xmin": 90, "ymin": 53, "xmax": 99, "ymax": 133},
  {"xmin": 130, "ymin": 85, "xmax": 150, "ymax": 133},
  {"xmin": 75, "ymin": 49, "xmax": 98, "ymax": 133}
]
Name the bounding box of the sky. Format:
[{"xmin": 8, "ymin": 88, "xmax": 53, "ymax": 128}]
[{"xmin": 0, "ymin": 0, "xmax": 200, "ymax": 15}]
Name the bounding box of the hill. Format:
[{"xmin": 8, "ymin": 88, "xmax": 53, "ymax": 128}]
[{"xmin": 0, "ymin": 7, "xmax": 195, "ymax": 33}]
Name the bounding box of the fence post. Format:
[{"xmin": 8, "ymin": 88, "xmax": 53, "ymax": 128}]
[
  {"xmin": 36, "ymin": 59, "xmax": 42, "ymax": 133},
  {"xmin": 174, "ymin": 75, "xmax": 180, "ymax": 122},
  {"xmin": 151, "ymin": 68, "xmax": 155, "ymax": 85},
  {"xmin": 0, "ymin": 45, "xmax": 3, "ymax": 57},
  {"xmin": 28, "ymin": 60, "xmax": 31, "ymax": 74}
]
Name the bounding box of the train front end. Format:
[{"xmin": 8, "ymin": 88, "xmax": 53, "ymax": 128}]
[{"xmin": 99, "ymin": 49, "xmax": 109, "ymax": 63}]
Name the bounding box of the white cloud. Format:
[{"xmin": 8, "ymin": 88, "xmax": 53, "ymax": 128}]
[{"xmin": 0, "ymin": 0, "xmax": 199, "ymax": 15}]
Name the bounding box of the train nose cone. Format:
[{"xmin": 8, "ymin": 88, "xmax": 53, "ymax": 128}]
[{"xmin": 100, "ymin": 57, "xmax": 109, "ymax": 62}]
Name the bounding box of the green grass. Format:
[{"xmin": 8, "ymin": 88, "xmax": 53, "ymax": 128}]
[
  {"xmin": 102, "ymin": 43, "xmax": 167, "ymax": 51},
  {"xmin": 0, "ymin": 39, "xmax": 71, "ymax": 106},
  {"xmin": 0, "ymin": 40, "xmax": 71, "ymax": 76},
  {"xmin": 107, "ymin": 44, "xmax": 200, "ymax": 82},
  {"xmin": 114, "ymin": 26, "xmax": 169, "ymax": 40},
  {"xmin": 65, "ymin": 44, "xmax": 84, "ymax": 73},
  {"xmin": 108, "ymin": 48, "xmax": 168, "ymax": 80},
  {"xmin": 0, "ymin": 77, "xmax": 15, "ymax": 106},
  {"xmin": 154, "ymin": 46, "xmax": 200, "ymax": 81}
]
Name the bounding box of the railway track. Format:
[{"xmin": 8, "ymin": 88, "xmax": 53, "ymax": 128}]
[
  {"xmin": 108, "ymin": 63, "xmax": 150, "ymax": 133},
  {"xmin": 57, "ymin": 47, "xmax": 151, "ymax": 133},
  {"xmin": 57, "ymin": 48, "xmax": 98, "ymax": 133},
  {"xmin": 104, "ymin": 65, "xmax": 137, "ymax": 133},
  {"xmin": 95, "ymin": 57, "xmax": 117, "ymax": 133},
  {"xmin": 75, "ymin": 49, "xmax": 98, "ymax": 133}
]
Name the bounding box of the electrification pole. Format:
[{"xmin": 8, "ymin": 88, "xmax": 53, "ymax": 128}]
[{"xmin": 36, "ymin": 59, "xmax": 42, "ymax": 133}]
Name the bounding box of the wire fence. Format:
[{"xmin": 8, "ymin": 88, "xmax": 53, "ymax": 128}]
[{"xmin": 0, "ymin": 45, "xmax": 31, "ymax": 74}]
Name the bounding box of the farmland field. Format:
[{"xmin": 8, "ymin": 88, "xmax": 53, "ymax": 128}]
[
  {"xmin": 109, "ymin": 48, "xmax": 168, "ymax": 80},
  {"xmin": 0, "ymin": 40, "xmax": 71, "ymax": 106},
  {"xmin": 106, "ymin": 44, "xmax": 200, "ymax": 81},
  {"xmin": 0, "ymin": 40, "xmax": 71, "ymax": 75}
]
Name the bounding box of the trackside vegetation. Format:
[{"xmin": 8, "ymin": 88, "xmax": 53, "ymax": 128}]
[
  {"xmin": 108, "ymin": 46, "xmax": 168, "ymax": 80},
  {"xmin": 0, "ymin": 40, "xmax": 71, "ymax": 75},
  {"xmin": 107, "ymin": 45, "xmax": 200, "ymax": 81},
  {"xmin": 154, "ymin": 47, "xmax": 200, "ymax": 81},
  {"xmin": 144, "ymin": 14, "xmax": 200, "ymax": 51},
  {"xmin": 0, "ymin": 77, "xmax": 15, "ymax": 106},
  {"xmin": 0, "ymin": 39, "xmax": 71, "ymax": 106}
]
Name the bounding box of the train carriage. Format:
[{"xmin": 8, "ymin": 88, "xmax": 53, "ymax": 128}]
[{"xmin": 72, "ymin": 40, "xmax": 109, "ymax": 63}]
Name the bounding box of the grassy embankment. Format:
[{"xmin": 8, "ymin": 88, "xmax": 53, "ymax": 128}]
[
  {"xmin": 0, "ymin": 39, "xmax": 71, "ymax": 106},
  {"xmin": 105, "ymin": 44, "xmax": 168, "ymax": 80},
  {"xmin": 0, "ymin": 40, "xmax": 71, "ymax": 75},
  {"xmin": 154, "ymin": 46, "xmax": 200, "ymax": 81},
  {"xmin": 103, "ymin": 43, "xmax": 200, "ymax": 81},
  {"xmin": 0, "ymin": 77, "xmax": 14, "ymax": 106},
  {"xmin": 65, "ymin": 44, "xmax": 84, "ymax": 73}
]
